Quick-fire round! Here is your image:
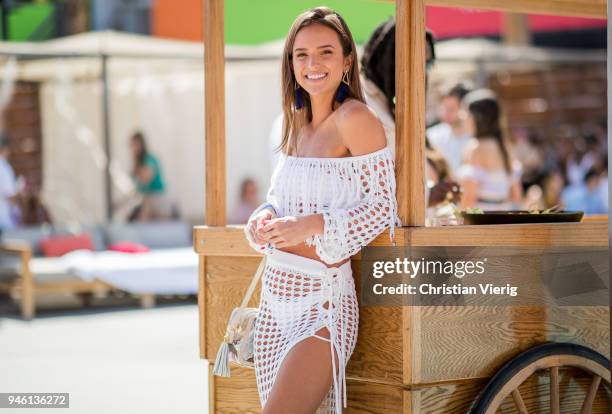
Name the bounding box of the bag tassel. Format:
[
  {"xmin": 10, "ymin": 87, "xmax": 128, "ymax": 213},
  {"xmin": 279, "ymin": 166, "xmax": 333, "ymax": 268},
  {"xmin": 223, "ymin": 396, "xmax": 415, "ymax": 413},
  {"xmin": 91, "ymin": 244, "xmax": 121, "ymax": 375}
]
[{"xmin": 212, "ymin": 335, "xmax": 231, "ymax": 377}]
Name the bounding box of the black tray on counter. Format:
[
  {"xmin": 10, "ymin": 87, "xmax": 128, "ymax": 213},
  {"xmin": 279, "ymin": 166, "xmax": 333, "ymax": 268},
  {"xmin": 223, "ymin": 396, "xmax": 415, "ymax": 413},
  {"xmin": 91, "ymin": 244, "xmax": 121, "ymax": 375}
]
[{"xmin": 461, "ymin": 210, "xmax": 584, "ymax": 225}]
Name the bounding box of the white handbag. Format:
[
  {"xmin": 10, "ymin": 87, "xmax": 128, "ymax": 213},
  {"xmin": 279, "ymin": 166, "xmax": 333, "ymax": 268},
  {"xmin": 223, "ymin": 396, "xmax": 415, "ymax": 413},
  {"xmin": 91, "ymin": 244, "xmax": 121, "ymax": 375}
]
[{"xmin": 212, "ymin": 257, "xmax": 267, "ymax": 377}]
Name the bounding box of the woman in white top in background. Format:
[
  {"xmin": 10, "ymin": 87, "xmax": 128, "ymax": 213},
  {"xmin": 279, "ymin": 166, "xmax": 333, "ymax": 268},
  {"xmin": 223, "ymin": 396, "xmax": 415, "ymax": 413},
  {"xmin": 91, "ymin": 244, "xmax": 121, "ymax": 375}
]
[
  {"xmin": 241, "ymin": 7, "xmax": 400, "ymax": 414},
  {"xmin": 457, "ymin": 89, "xmax": 523, "ymax": 210},
  {"xmin": 359, "ymin": 19, "xmax": 462, "ymax": 209}
]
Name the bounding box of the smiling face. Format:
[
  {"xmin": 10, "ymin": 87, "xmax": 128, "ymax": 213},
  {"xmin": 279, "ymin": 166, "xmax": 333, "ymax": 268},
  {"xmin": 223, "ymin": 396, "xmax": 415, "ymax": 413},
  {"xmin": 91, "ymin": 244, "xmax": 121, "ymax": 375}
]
[
  {"xmin": 279, "ymin": 7, "xmax": 364, "ymax": 154},
  {"xmin": 292, "ymin": 23, "xmax": 351, "ymax": 99}
]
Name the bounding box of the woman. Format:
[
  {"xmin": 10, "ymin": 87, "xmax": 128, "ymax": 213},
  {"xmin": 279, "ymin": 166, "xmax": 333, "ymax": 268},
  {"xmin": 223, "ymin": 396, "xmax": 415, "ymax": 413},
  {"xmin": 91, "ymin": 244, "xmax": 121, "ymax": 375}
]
[
  {"xmin": 129, "ymin": 131, "xmax": 172, "ymax": 221},
  {"xmin": 230, "ymin": 177, "xmax": 260, "ymax": 224},
  {"xmin": 243, "ymin": 7, "xmax": 400, "ymax": 413},
  {"xmin": 360, "ymin": 17, "xmax": 437, "ymax": 160},
  {"xmin": 360, "ymin": 18, "xmax": 460, "ymax": 216},
  {"xmin": 457, "ymin": 89, "xmax": 523, "ymax": 210}
]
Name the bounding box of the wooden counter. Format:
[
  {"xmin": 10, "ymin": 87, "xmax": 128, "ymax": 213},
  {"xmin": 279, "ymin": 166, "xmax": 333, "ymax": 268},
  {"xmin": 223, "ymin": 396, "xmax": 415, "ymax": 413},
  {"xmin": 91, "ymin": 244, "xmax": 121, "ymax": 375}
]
[{"xmin": 195, "ymin": 222, "xmax": 610, "ymax": 254}]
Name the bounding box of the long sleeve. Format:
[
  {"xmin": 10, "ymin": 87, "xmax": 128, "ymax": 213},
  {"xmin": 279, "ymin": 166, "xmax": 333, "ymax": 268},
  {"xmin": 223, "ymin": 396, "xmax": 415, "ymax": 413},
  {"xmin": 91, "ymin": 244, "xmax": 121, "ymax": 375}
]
[{"xmin": 306, "ymin": 148, "xmax": 401, "ymax": 264}]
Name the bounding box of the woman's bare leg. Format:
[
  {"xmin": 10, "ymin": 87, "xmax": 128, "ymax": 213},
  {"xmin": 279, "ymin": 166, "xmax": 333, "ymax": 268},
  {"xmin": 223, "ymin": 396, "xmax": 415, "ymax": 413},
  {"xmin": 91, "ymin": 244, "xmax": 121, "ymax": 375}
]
[{"xmin": 262, "ymin": 326, "xmax": 341, "ymax": 414}]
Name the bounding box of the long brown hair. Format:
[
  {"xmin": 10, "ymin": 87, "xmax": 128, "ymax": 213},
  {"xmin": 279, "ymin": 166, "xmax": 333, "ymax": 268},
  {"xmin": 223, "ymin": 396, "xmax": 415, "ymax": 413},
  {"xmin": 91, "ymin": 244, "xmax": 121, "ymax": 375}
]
[
  {"xmin": 277, "ymin": 7, "xmax": 365, "ymax": 156},
  {"xmin": 465, "ymin": 89, "xmax": 512, "ymax": 173}
]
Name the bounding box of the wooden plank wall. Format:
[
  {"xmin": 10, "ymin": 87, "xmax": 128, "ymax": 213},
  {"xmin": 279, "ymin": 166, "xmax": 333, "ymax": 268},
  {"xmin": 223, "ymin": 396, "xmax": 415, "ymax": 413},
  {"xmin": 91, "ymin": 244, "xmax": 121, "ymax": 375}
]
[
  {"xmin": 210, "ymin": 372, "xmax": 612, "ymax": 414},
  {"xmin": 418, "ymin": 306, "xmax": 610, "ymax": 382}
]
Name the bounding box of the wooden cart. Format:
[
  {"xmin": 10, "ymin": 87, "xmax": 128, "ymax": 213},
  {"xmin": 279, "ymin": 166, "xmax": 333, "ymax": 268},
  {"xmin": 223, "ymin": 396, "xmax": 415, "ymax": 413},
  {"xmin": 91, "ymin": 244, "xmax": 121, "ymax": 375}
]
[{"xmin": 195, "ymin": 0, "xmax": 610, "ymax": 412}]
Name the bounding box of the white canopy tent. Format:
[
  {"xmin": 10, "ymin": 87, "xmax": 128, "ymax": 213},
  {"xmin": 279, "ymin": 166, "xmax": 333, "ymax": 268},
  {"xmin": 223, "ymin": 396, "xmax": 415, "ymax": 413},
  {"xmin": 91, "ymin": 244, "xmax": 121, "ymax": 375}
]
[{"xmin": 0, "ymin": 31, "xmax": 286, "ymax": 227}]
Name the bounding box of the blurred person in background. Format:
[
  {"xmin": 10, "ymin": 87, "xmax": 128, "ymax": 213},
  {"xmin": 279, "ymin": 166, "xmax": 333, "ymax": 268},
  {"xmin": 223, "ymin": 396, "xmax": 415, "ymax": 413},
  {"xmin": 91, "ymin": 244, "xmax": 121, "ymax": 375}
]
[
  {"xmin": 521, "ymin": 169, "xmax": 565, "ymax": 212},
  {"xmin": 360, "ymin": 19, "xmax": 460, "ymax": 210},
  {"xmin": 457, "ymin": 89, "xmax": 523, "ymax": 211},
  {"xmin": 566, "ymin": 134, "xmax": 598, "ymax": 186},
  {"xmin": 425, "ymin": 147, "xmax": 460, "ymax": 209},
  {"xmin": 561, "ymin": 166, "xmax": 607, "ymax": 214},
  {"xmin": 359, "ymin": 17, "xmax": 398, "ymax": 158},
  {"xmin": 230, "ymin": 177, "xmax": 260, "ymax": 224},
  {"xmin": 427, "ymin": 82, "xmax": 472, "ymax": 175},
  {"xmin": 18, "ymin": 174, "xmax": 51, "ymax": 225},
  {"xmin": 512, "ymin": 128, "xmax": 546, "ymax": 188},
  {"xmin": 0, "ymin": 135, "xmax": 21, "ymax": 230},
  {"xmin": 522, "ymin": 183, "xmax": 545, "ymax": 211},
  {"xmin": 596, "ymin": 157, "xmax": 608, "ymax": 212},
  {"xmin": 542, "ymin": 170, "xmax": 564, "ymax": 209},
  {"xmin": 129, "ymin": 131, "xmax": 173, "ymax": 221}
]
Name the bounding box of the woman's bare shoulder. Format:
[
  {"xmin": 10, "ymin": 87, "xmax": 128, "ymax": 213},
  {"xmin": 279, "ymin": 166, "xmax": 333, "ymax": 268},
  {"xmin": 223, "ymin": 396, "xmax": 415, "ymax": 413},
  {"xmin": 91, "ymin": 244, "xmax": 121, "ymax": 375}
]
[
  {"xmin": 334, "ymin": 99, "xmax": 387, "ymax": 156},
  {"xmin": 463, "ymin": 138, "xmax": 483, "ymax": 164},
  {"xmin": 465, "ymin": 138, "xmax": 505, "ymax": 167}
]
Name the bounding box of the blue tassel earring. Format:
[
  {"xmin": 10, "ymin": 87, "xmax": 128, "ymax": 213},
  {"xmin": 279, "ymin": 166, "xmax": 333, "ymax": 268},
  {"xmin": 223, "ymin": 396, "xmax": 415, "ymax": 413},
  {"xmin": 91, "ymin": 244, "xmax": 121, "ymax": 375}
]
[
  {"xmin": 295, "ymin": 80, "xmax": 304, "ymax": 110},
  {"xmin": 335, "ymin": 70, "xmax": 350, "ymax": 103}
]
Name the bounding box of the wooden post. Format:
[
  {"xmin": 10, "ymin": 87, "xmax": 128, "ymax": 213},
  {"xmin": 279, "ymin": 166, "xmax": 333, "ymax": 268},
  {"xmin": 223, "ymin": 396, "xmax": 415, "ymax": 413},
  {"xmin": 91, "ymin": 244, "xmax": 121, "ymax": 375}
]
[
  {"xmin": 208, "ymin": 364, "xmax": 216, "ymax": 413},
  {"xmin": 20, "ymin": 247, "xmax": 34, "ymax": 320},
  {"xmin": 396, "ymin": 0, "xmax": 426, "ymax": 227},
  {"xmin": 503, "ymin": 13, "xmax": 531, "ymax": 45},
  {"xmin": 397, "ymin": 2, "xmax": 426, "ymax": 407},
  {"xmin": 198, "ymin": 255, "xmax": 207, "ymax": 359},
  {"xmin": 101, "ymin": 55, "xmax": 114, "ymax": 221},
  {"xmin": 204, "ymin": 0, "xmax": 226, "ymax": 226}
]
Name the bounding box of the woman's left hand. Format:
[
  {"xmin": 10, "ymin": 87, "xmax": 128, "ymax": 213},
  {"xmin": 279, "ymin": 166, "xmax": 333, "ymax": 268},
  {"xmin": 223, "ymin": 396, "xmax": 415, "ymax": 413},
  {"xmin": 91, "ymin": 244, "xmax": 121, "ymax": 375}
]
[{"xmin": 256, "ymin": 215, "xmax": 322, "ymax": 248}]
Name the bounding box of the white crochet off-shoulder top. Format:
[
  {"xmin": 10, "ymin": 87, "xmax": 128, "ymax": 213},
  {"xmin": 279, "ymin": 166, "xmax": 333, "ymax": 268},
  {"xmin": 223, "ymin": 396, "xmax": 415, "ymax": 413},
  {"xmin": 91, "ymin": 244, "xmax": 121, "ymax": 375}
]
[{"xmin": 245, "ymin": 146, "xmax": 402, "ymax": 264}]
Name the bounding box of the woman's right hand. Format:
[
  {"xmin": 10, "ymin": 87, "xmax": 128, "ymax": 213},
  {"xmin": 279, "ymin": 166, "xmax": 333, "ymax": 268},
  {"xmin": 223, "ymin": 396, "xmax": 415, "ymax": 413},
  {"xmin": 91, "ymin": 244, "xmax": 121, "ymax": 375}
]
[{"xmin": 245, "ymin": 208, "xmax": 277, "ymax": 247}]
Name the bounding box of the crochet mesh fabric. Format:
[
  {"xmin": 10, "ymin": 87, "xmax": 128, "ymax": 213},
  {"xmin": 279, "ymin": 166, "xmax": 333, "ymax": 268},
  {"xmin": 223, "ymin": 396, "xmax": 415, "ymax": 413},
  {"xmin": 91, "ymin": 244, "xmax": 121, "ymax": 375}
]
[
  {"xmin": 245, "ymin": 146, "xmax": 401, "ymax": 262},
  {"xmin": 254, "ymin": 250, "xmax": 357, "ymax": 413},
  {"xmin": 244, "ymin": 147, "xmax": 400, "ymax": 413}
]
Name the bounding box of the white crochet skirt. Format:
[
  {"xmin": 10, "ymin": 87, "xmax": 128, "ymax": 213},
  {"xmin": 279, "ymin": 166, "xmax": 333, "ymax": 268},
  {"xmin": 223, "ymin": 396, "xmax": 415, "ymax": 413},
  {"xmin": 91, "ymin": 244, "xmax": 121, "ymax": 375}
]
[{"xmin": 254, "ymin": 248, "xmax": 359, "ymax": 414}]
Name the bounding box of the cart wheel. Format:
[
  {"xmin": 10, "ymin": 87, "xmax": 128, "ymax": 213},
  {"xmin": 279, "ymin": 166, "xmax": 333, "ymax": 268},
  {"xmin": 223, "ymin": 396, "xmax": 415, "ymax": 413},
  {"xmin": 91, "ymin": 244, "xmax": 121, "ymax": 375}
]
[{"xmin": 470, "ymin": 342, "xmax": 610, "ymax": 414}]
